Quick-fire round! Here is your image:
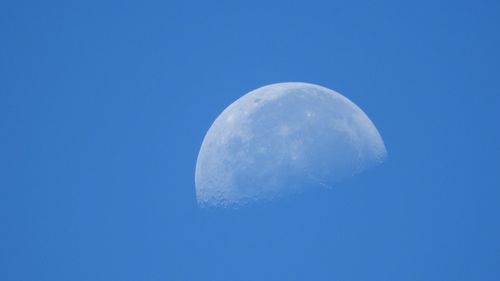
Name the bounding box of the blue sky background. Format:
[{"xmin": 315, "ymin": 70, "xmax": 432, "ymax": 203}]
[{"xmin": 1, "ymin": 0, "xmax": 499, "ymax": 280}]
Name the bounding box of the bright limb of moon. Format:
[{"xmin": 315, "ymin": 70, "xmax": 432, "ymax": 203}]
[{"xmin": 195, "ymin": 82, "xmax": 386, "ymax": 207}]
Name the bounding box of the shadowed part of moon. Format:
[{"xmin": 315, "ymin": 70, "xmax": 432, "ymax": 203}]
[{"xmin": 195, "ymin": 82, "xmax": 386, "ymax": 207}]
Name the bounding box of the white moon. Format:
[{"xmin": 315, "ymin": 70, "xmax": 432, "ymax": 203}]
[{"xmin": 195, "ymin": 82, "xmax": 386, "ymax": 207}]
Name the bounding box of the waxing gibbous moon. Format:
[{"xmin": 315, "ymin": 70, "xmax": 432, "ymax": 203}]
[{"xmin": 195, "ymin": 82, "xmax": 386, "ymax": 207}]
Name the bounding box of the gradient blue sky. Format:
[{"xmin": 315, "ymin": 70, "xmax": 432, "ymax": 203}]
[{"xmin": 1, "ymin": 0, "xmax": 499, "ymax": 280}]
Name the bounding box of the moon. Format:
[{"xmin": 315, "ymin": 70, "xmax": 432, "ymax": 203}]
[{"xmin": 195, "ymin": 82, "xmax": 386, "ymax": 207}]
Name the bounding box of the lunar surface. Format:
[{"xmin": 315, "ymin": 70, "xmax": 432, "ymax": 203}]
[{"xmin": 195, "ymin": 82, "xmax": 386, "ymax": 207}]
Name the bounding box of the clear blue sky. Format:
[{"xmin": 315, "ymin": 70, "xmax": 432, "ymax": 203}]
[{"xmin": 1, "ymin": 0, "xmax": 499, "ymax": 280}]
